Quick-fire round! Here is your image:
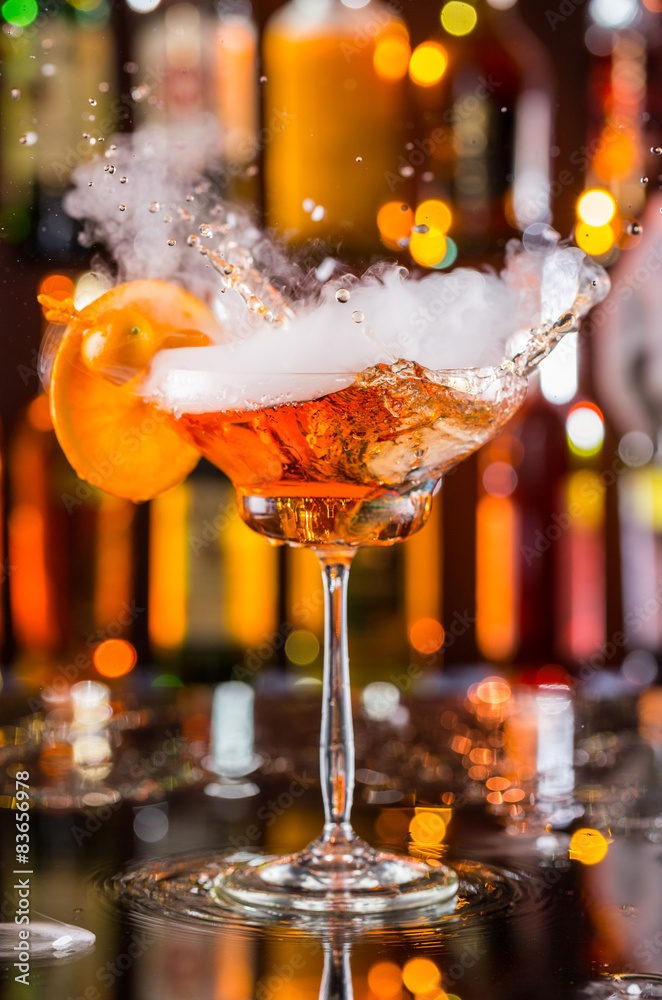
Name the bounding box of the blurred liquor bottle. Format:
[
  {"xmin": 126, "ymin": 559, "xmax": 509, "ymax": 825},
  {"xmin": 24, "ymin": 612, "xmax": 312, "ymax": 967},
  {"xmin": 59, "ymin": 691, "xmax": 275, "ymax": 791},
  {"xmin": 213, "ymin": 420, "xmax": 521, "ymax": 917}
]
[
  {"xmin": 148, "ymin": 465, "xmax": 280, "ymax": 683},
  {"xmin": 595, "ymin": 187, "xmax": 662, "ymax": 674},
  {"xmin": 130, "ymin": 0, "xmax": 259, "ymax": 200},
  {"xmin": 7, "ymin": 392, "xmax": 140, "ymax": 684},
  {"xmin": 475, "ymin": 324, "xmax": 623, "ymax": 677},
  {"xmin": 0, "ymin": 0, "xmax": 117, "ymax": 257},
  {"xmin": 261, "ymin": 0, "xmax": 411, "ymax": 260},
  {"xmin": 404, "ymin": 0, "xmax": 554, "ymax": 268},
  {"xmin": 5, "ymin": 273, "xmax": 146, "ymax": 689}
]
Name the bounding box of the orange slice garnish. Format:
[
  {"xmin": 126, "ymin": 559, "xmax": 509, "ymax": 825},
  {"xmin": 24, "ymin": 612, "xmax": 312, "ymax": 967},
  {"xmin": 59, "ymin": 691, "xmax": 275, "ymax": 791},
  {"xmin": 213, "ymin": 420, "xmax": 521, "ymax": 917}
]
[{"xmin": 48, "ymin": 279, "xmax": 221, "ymax": 502}]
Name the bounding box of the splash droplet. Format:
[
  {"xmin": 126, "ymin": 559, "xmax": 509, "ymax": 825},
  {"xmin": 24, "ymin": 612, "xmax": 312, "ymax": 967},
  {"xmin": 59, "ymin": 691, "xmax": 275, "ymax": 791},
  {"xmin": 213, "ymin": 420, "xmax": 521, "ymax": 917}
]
[
  {"xmin": 311, "ymin": 205, "xmax": 325, "ymax": 222},
  {"xmin": 104, "ymin": 164, "xmax": 115, "ymax": 174},
  {"xmin": 186, "ymin": 234, "xmax": 200, "ymax": 247},
  {"xmin": 148, "ymin": 201, "xmax": 160, "ymax": 213},
  {"xmin": 120, "ymin": 176, "xmax": 127, "ymax": 184},
  {"xmin": 356, "ymin": 156, "xmax": 362, "ymax": 162},
  {"xmin": 199, "ymin": 223, "xmax": 213, "ymax": 238},
  {"xmin": 163, "ymin": 215, "xmax": 172, "ymax": 223},
  {"xmin": 651, "ymin": 146, "xmax": 662, "ymax": 155},
  {"xmin": 335, "ymin": 288, "xmax": 350, "ymax": 303},
  {"xmin": 351, "ymin": 310, "xmax": 364, "ymax": 324},
  {"xmin": 641, "ymin": 176, "xmax": 649, "ymax": 183},
  {"xmin": 108, "ymin": 143, "xmax": 117, "ymax": 152},
  {"xmin": 118, "ymin": 204, "xmax": 126, "ymax": 212},
  {"xmin": 186, "ymin": 194, "xmax": 194, "ymax": 202},
  {"xmin": 11, "ymin": 88, "xmax": 20, "ymax": 100},
  {"xmin": 627, "ymin": 221, "xmax": 643, "ymax": 235},
  {"xmin": 259, "ymin": 75, "xmax": 267, "ymax": 83},
  {"xmin": 411, "ymin": 224, "xmax": 429, "ymax": 234},
  {"xmin": 88, "ymin": 98, "xmax": 97, "ymax": 106},
  {"xmin": 167, "ymin": 238, "xmax": 176, "ymax": 246},
  {"xmin": 88, "ymin": 181, "xmax": 93, "ymax": 187},
  {"xmin": 399, "ymin": 164, "xmax": 414, "ymax": 177}
]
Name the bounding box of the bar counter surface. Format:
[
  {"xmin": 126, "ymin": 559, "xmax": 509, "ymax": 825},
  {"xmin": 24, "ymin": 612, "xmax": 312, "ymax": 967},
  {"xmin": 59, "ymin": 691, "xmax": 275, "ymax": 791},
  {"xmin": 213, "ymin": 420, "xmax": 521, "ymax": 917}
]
[{"xmin": 0, "ymin": 680, "xmax": 661, "ymax": 1000}]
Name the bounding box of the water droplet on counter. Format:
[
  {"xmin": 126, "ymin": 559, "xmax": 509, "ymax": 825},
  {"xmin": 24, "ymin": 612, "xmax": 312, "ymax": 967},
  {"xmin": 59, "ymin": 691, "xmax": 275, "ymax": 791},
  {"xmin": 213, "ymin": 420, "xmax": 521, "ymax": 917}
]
[
  {"xmin": 167, "ymin": 238, "xmax": 176, "ymax": 246},
  {"xmin": 335, "ymin": 288, "xmax": 350, "ymax": 303},
  {"xmin": 351, "ymin": 310, "xmax": 364, "ymax": 323},
  {"xmin": 149, "ymin": 201, "xmax": 160, "ymax": 213}
]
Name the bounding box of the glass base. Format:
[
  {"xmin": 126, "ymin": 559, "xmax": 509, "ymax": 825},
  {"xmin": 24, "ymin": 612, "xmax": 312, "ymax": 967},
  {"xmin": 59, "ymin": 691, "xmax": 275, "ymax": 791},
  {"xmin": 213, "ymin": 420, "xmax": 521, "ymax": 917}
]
[{"xmin": 213, "ymin": 831, "xmax": 459, "ymax": 914}]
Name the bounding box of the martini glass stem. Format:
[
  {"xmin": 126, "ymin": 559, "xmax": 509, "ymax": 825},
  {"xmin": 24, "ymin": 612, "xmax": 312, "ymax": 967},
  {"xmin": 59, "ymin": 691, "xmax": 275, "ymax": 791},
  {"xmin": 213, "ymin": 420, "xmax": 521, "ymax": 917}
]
[{"xmin": 317, "ymin": 549, "xmax": 356, "ymax": 844}]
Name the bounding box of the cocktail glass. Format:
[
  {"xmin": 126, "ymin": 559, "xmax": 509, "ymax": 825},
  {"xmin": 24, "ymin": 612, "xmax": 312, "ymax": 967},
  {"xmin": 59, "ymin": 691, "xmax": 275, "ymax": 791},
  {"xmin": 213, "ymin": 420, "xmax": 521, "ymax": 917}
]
[
  {"xmin": 41, "ymin": 244, "xmax": 609, "ymax": 918},
  {"xmin": 149, "ymin": 250, "xmax": 602, "ymax": 914}
]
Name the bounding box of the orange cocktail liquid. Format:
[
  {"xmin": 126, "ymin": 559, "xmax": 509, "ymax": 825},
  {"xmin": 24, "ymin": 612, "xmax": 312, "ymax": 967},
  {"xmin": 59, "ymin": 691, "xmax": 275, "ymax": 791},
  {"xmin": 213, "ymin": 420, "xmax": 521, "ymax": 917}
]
[{"xmin": 173, "ymin": 363, "xmax": 526, "ymax": 547}]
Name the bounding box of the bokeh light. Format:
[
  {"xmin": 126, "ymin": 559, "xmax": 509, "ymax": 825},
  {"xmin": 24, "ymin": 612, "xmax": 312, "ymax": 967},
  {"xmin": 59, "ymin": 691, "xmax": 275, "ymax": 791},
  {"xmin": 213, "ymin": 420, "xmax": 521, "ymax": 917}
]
[
  {"xmin": 569, "ymin": 827, "xmax": 609, "ymax": 864},
  {"xmin": 1, "ymin": 0, "xmax": 38, "ymax": 25},
  {"xmin": 410, "ymin": 230, "xmax": 448, "ymax": 268},
  {"xmin": 367, "ymin": 961, "xmax": 403, "ymax": 999},
  {"xmin": 284, "ymin": 629, "xmax": 319, "ymax": 666},
  {"xmin": 409, "ymin": 810, "xmax": 447, "ymax": 845},
  {"xmin": 441, "ymin": 0, "xmax": 478, "ymax": 35},
  {"xmin": 566, "ymin": 402, "xmax": 605, "ymax": 457},
  {"xmin": 575, "ymin": 221, "xmax": 616, "ymax": 256},
  {"xmin": 93, "ymin": 638, "xmax": 137, "ymax": 678},
  {"xmin": 415, "ymin": 199, "xmax": 452, "ymax": 235},
  {"xmin": 374, "ymin": 34, "xmax": 411, "ymax": 81},
  {"xmin": 410, "ymin": 617, "xmax": 445, "ymax": 653},
  {"xmin": 38, "ymin": 272, "xmax": 75, "ymax": 301},
  {"xmin": 475, "ymin": 676, "xmax": 511, "ymax": 705},
  {"xmin": 27, "ymin": 395, "xmax": 53, "ymax": 432},
  {"xmin": 402, "ymin": 957, "xmax": 442, "ymax": 993},
  {"xmin": 377, "ymin": 201, "xmax": 414, "ymax": 250},
  {"xmin": 577, "ymin": 188, "xmax": 616, "ymax": 227},
  {"xmin": 589, "ymin": 0, "xmax": 638, "ymax": 28},
  {"xmin": 409, "ymin": 41, "xmax": 447, "ymax": 87}
]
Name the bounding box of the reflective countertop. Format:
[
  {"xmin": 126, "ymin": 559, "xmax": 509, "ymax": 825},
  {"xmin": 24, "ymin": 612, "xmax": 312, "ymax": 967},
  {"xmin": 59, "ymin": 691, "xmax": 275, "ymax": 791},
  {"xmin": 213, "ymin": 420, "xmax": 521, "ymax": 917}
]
[{"xmin": 1, "ymin": 679, "xmax": 661, "ymax": 1000}]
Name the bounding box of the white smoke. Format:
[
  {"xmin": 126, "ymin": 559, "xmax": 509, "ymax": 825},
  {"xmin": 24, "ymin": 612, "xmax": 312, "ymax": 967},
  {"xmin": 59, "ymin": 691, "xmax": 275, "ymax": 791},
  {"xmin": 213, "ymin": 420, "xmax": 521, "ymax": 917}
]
[{"xmin": 64, "ymin": 128, "xmax": 595, "ymax": 414}]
